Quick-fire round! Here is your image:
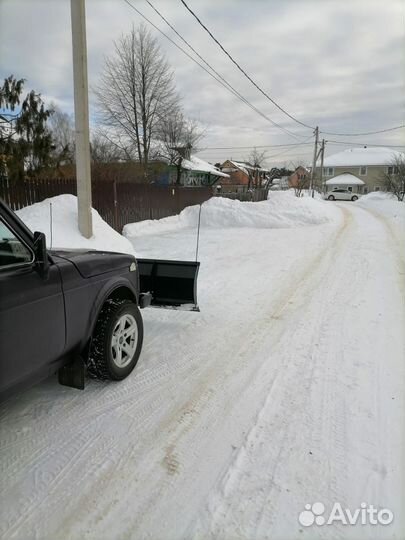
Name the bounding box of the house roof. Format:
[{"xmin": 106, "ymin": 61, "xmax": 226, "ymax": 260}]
[
  {"xmin": 222, "ymin": 160, "xmax": 270, "ymax": 174},
  {"xmin": 182, "ymin": 155, "xmax": 229, "ymax": 178},
  {"xmin": 319, "ymin": 147, "xmax": 404, "ymax": 167},
  {"xmin": 325, "ymin": 173, "xmax": 365, "ymax": 186}
]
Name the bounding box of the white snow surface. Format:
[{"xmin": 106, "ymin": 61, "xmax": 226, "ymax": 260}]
[
  {"xmin": 356, "ymin": 191, "xmax": 405, "ymax": 234},
  {"xmin": 320, "ymin": 146, "xmax": 404, "ymax": 167},
  {"xmin": 1, "ymin": 196, "xmax": 404, "ymax": 540},
  {"xmin": 325, "ymin": 173, "xmax": 365, "ymax": 185},
  {"xmin": 16, "ymin": 194, "xmax": 135, "ymax": 255},
  {"xmin": 181, "ymin": 155, "xmax": 229, "ymax": 178},
  {"xmin": 123, "ymin": 191, "xmax": 339, "ymax": 240}
]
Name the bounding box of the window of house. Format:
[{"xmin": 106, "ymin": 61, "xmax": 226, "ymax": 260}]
[
  {"xmin": 323, "ymin": 167, "xmax": 334, "ymax": 176},
  {"xmin": 387, "ymin": 166, "xmax": 399, "ymax": 175},
  {"xmin": 363, "ymin": 187, "xmax": 368, "ymax": 194},
  {"xmin": 359, "ymin": 166, "xmax": 367, "ymax": 175},
  {"xmin": 348, "ymin": 186, "xmax": 353, "ymax": 192},
  {"xmin": 374, "ymin": 186, "xmax": 380, "ymax": 191}
]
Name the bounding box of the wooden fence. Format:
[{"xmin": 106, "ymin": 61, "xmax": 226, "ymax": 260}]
[
  {"xmin": 215, "ymin": 189, "xmax": 268, "ymax": 202},
  {"xmin": 0, "ymin": 177, "xmax": 213, "ymax": 232}
]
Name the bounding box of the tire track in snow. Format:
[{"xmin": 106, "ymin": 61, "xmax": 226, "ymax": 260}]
[
  {"xmin": 188, "ymin": 204, "xmax": 402, "ymax": 538},
  {"xmin": 57, "ymin": 210, "xmax": 351, "ymax": 539},
  {"xmin": 188, "ymin": 209, "xmax": 355, "ymax": 539},
  {"xmin": 1, "ymin": 211, "xmax": 352, "ymax": 540}
]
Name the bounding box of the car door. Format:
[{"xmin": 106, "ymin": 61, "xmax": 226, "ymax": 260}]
[{"xmin": 0, "ymin": 217, "xmax": 65, "ymax": 395}]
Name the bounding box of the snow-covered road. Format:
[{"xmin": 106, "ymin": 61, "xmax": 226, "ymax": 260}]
[{"xmin": 1, "ymin": 201, "xmax": 404, "ymax": 540}]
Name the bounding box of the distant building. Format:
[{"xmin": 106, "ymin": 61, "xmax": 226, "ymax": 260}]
[
  {"xmin": 219, "ymin": 160, "xmax": 269, "ymax": 192},
  {"xmin": 316, "ymin": 147, "xmax": 404, "ymax": 193},
  {"xmin": 168, "ymin": 152, "xmax": 229, "ymax": 187},
  {"xmin": 288, "ymin": 166, "xmax": 309, "ymax": 189}
]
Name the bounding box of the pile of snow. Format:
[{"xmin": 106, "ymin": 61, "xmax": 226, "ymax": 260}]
[
  {"xmin": 357, "ymin": 191, "xmax": 397, "ymax": 202},
  {"xmin": 123, "ymin": 191, "xmax": 340, "ymax": 240},
  {"xmin": 17, "ymin": 194, "xmax": 135, "ymax": 255},
  {"xmin": 356, "ymin": 191, "xmax": 405, "ymax": 228}
]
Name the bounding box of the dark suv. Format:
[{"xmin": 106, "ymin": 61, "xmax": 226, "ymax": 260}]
[{"xmin": 0, "ymin": 199, "xmax": 199, "ymax": 399}]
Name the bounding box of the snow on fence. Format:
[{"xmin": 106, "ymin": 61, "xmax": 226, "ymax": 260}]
[{"xmin": 0, "ymin": 176, "xmax": 213, "ymax": 232}]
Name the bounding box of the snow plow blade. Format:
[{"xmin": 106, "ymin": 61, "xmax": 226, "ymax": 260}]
[{"xmin": 138, "ymin": 259, "xmax": 200, "ymax": 312}]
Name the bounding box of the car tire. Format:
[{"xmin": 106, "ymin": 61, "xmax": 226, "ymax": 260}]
[
  {"xmin": 328, "ymin": 195, "xmax": 335, "ymax": 200},
  {"xmin": 351, "ymin": 195, "xmax": 358, "ymax": 201},
  {"xmin": 87, "ymin": 299, "xmax": 143, "ymax": 381}
]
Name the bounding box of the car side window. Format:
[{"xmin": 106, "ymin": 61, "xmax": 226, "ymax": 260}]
[{"xmin": 0, "ymin": 219, "xmax": 33, "ymax": 268}]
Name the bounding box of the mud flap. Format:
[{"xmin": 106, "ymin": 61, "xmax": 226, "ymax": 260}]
[
  {"xmin": 58, "ymin": 356, "xmax": 86, "ymax": 389},
  {"xmin": 138, "ymin": 259, "xmax": 200, "ymax": 311}
]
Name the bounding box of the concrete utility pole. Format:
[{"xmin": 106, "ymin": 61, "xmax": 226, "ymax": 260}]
[
  {"xmin": 70, "ymin": 0, "xmax": 93, "ymax": 238},
  {"xmin": 310, "ymin": 126, "xmax": 319, "ymax": 198},
  {"xmin": 320, "ymin": 139, "xmax": 325, "ymax": 193}
]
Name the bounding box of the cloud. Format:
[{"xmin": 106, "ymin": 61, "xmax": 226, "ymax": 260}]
[{"xmin": 0, "ymin": 0, "xmax": 403, "ymax": 166}]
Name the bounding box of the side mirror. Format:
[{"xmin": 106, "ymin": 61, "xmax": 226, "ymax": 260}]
[{"xmin": 33, "ymin": 231, "xmax": 50, "ymax": 278}]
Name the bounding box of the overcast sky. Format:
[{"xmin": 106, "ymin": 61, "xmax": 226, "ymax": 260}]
[{"xmin": 1, "ymin": 0, "xmax": 404, "ymax": 167}]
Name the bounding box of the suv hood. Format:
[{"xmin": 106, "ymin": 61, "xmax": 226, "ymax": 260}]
[{"xmin": 50, "ymin": 249, "xmax": 136, "ymax": 278}]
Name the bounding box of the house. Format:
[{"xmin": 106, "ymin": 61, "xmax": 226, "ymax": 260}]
[
  {"xmin": 219, "ymin": 160, "xmax": 269, "ymax": 192},
  {"xmin": 316, "ymin": 146, "xmax": 404, "ymax": 194},
  {"xmin": 288, "ymin": 166, "xmax": 309, "ymax": 189},
  {"xmin": 167, "ymin": 153, "xmax": 229, "ymax": 187}
]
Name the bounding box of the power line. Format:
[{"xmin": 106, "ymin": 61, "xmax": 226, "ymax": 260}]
[
  {"xmin": 122, "ymin": 0, "xmax": 305, "ymax": 140},
  {"xmin": 194, "ymin": 139, "xmax": 405, "ymax": 151},
  {"xmin": 320, "ymin": 125, "xmax": 405, "ymax": 137},
  {"xmin": 197, "ymin": 142, "xmax": 314, "ymax": 150},
  {"xmin": 180, "ymin": 0, "xmax": 405, "ymax": 138},
  {"xmin": 143, "ymin": 0, "xmax": 302, "ymax": 139},
  {"xmin": 326, "ymin": 139, "xmax": 405, "ymax": 147},
  {"xmin": 195, "ymin": 152, "xmax": 312, "ymax": 162},
  {"xmin": 266, "ymin": 134, "xmax": 314, "ymax": 160},
  {"xmin": 195, "ymin": 135, "xmax": 314, "ymax": 162},
  {"xmin": 180, "ymin": 0, "xmax": 314, "ymax": 130}
]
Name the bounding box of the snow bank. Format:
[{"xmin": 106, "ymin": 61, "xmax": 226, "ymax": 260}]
[
  {"xmin": 289, "ymin": 188, "xmax": 323, "ymax": 200},
  {"xmin": 123, "ymin": 191, "xmax": 340, "ymax": 239},
  {"xmin": 357, "ymin": 191, "xmax": 397, "ymax": 202},
  {"xmin": 356, "ymin": 191, "xmax": 405, "ymax": 229},
  {"xmin": 17, "ymin": 194, "xmax": 135, "ymax": 255}
]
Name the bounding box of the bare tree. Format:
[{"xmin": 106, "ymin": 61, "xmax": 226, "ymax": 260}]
[
  {"xmin": 293, "ymin": 175, "xmax": 310, "ymax": 197},
  {"xmin": 90, "ymin": 131, "xmax": 125, "ymax": 163},
  {"xmin": 288, "ymin": 163, "xmax": 310, "ymax": 197},
  {"xmin": 380, "ymin": 155, "xmax": 405, "ymax": 201},
  {"xmin": 245, "ymin": 147, "xmax": 267, "ymax": 189},
  {"xmin": 48, "ymin": 103, "xmax": 75, "ymax": 169},
  {"xmin": 95, "ymin": 24, "xmax": 178, "ymax": 180},
  {"xmin": 157, "ymin": 108, "xmax": 204, "ymax": 184}
]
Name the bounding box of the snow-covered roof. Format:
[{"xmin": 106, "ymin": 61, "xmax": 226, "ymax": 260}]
[
  {"xmin": 319, "ymin": 147, "xmax": 404, "ymax": 167},
  {"xmin": 181, "ymin": 155, "xmax": 229, "ymax": 178},
  {"xmin": 325, "ymin": 173, "xmax": 365, "ymax": 186},
  {"xmin": 225, "ymin": 160, "xmax": 269, "ymax": 174},
  {"xmin": 230, "ymin": 160, "xmax": 252, "ymax": 174}
]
